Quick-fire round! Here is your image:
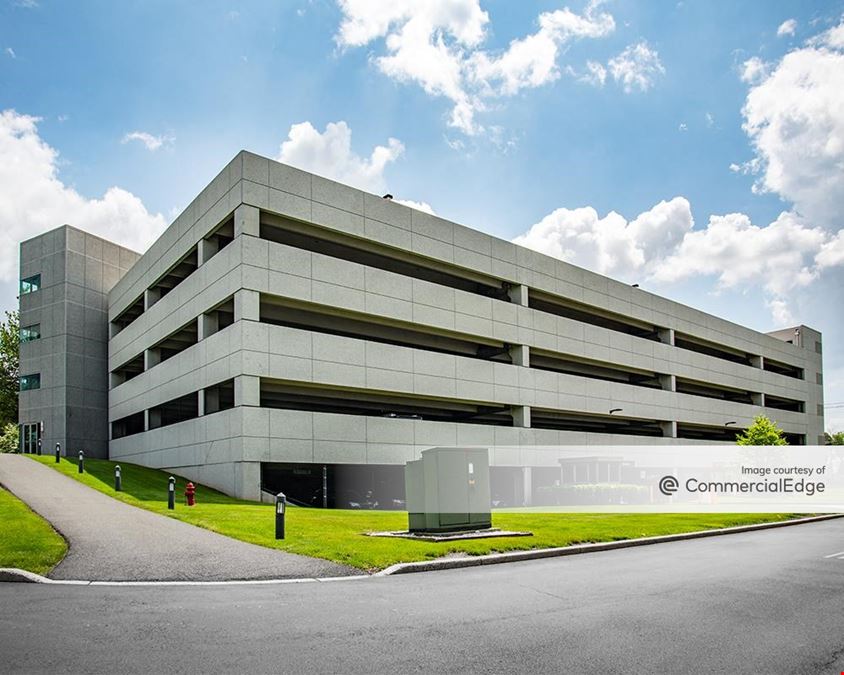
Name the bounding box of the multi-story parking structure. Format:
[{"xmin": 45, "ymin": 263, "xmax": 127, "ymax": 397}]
[{"xmin": 19, "ymin": 152, "xmax": 824, "ymax": 504}]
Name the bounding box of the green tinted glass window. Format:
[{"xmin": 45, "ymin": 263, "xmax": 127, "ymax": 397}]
[
  {"xmin": 19, "ymin": 324, "xmax": 41, "ymax": 342},
  {"xmin": 20, "ymin": 274, "xmax": 41, "ymax": 295},
  {"xmin": 19, "ymin": 374, "xmax": 41, "ymax": 391}
]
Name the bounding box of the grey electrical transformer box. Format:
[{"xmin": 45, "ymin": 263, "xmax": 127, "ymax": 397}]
[{"xmin": 405, "ymin": 447, "xmax": 492, "ymax": 533}]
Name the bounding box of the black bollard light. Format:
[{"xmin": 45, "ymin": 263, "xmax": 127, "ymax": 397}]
[
  {"xmin": 78, "ymin": 451, "xmax": 84, "ymax": 474},
  {"xmin": 114, "ymin": 465, "xmax": 122, "ymax": 492},
  {"xmin": 55, "ymin": 442, "xmax": 61, "ymax": 463},
  {"xmin": 37, "ymin": 438, "xmax": 42, "ymax": 456},
  {"xmin": 168, "ymin": 476, "xmax": 175, "ymax": 510},
  {"xmin": 275, "ymin": 492, "xmax": 286, "ymax": 540}
]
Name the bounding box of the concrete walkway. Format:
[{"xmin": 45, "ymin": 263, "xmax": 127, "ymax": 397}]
[{"xmin": 0, "ymin": 454, "xmax": 357, "ymax": 581}]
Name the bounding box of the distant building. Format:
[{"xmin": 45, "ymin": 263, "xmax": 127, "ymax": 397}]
[{"xmin": 18, "ymin": 152, "xmax": 825, "ymax": 505}]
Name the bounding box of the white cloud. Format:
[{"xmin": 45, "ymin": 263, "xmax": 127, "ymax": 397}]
[
  {"xmin": 121, "ymin": 131, "xmax": 174, "ymax": 151},
  {"xmin": 394, "ymin": 198, "xmax": 436, "ymax": 214},
  {"xmin": 4, "ymin": 47, "xmax": 15, "ymax": 59},
  {"xmin": 276, "ymin": 120, "xmax": 404, "ymax": 194},
  {"xmin": 739, "ymin": 56, "xmax": 769, "ymax": 84},
  {"xmin": 607, "ymin": 41, "xmax": 665, "ymax": 93},
  {"xmin": 705, "ymin": 111, "xmax": 715, "ymax": 127},
  {"xmin": 580, "ymin": 60, "xmax": 607, "ymax": 86},
  {"xmin": 513, "ymin": 197, "xmax": 693, "ymax": 281},
  {"xmin": 738, "ymin": 19, "xmax": 844, "ymax": 227},
  {"xmin": 513, "ymin": 197, "xmax": 844, "ymax": 323},
  {"xmin": 335, "ymin": 0, "xmax": 616, "ymax": 135},
  {"xmin": 678, "ymin": 123, "xmax": 687, "ymax": 132},
  {"xmin": 817, "ymin": 230, "xmax": 844, "ymax": 269},
  {"xmin": 777, "ymin": 18, "xmax": 797, "ymax": 37},
  {"xmin": 0, "ymin": 109, "xmax": 166, "ymax": 280},
  {"xmin": 652, "ymin": 210, "xmax": 827, "ymax": 297}
]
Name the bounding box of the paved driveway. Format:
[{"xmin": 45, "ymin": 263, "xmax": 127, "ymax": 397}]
[
  {"xmin": 0, "ymin": 454, "xmax": 356, "ymax": 581},
  {"xmin": 2, "ymin": 516, "xmax": 844, "ymax": 673}
]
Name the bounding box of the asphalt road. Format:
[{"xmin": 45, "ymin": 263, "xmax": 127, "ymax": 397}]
[
  {"xmin": 2, "ymin": 518, "xmax": 844, "ymax": 674},
  {"xmin": 0, "ymin": 454, "xmax": 355, "ymax": 580}
]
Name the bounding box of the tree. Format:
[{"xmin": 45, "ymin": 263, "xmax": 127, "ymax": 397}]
[
  {"xmin": 0, "ymin": 310, "xmax": 18, "ymax": 427},
  {"xmin": 736, "ymin": 415, "xmax": 788, "ymax": 446},
  {"xmin": 0, "ymin": 422, "xmax": 18, "ymax": 453},
  {"xmin": 826, "ymin": 432, "xmax": 844, "ymax": 445}
]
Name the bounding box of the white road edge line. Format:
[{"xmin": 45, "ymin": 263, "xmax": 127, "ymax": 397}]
[{"xmin": 823, "ymin": 551, "xmax": 844, "ymax": 558}]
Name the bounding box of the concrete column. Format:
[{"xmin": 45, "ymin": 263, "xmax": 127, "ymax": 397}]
[
  {"xmin": 144, "ymin": 287, "xmax": 161, "ymax": 311},
  {"xmin": 507, "ymin": 284, "xmax": 529, "ymax": 306},
  {"xmin": 660, "ymin": 421, "xmax": 678, "ymax": 438},
  {"xmin": 198, "ymin": 311, "xmax": 219, "ymax": 340},
  {"xmin": 110, "ymin": 372, "xmax": 124, "ymax": 389},
  {"xmin": 234, "ymin": 204, "xmax": 260, "ymax": 238},
  {"xmin": 234, "ymin": 289, "xmax": 260, "ymax": 322},
  {"xmin": 658, "ymin": 328, "xmax": 675, "ymax": 346},
  {"xmin": 197, "ymin": 238, "xmax": 219, "ymax": 266},
  {"xmin": 234, "ymin": 375, "xmax": 260, "ymax": 407},
  {"xmin": 522, "ymin": 467, "xmax": 532, "ymax": 506},
  {"xmin": 145, "ymin": 408, "xmax": 161, "ymax": 431},
  {"xmin": 197, "ymin": 390, "xmax": 205, "ymax": 417},
  {"xmin": 512, "ymin": 405, "xmax": 531, "ymax": 428},
  {"xmin": 510, "ymin": 344, "xmax": 530, "ymax": 367},
  {"xmin": 144, "ymin": 347, "xmax": 160, "ymax": 370},
  {"xmin": 659, "ymin": 374, "xmax": 676, "ymax": 391},
  {"xmin": 750, "ymin": 355, "xmax": 764, "ymax": 369},
  {"xmin": 235, "ymin": 461, "xmax": 262, "ymax": 501},
  {"xmin": 751, "ymin": 393, "xmax": 765, "ymax": 407}
]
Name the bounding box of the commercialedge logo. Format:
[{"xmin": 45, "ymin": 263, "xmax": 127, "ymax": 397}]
[
  {"xmin": 659, "ymin": 475, "xmax": 679, "ymax": 496},
  {"xmin": 658, "ymin": 475, "xmax": 826, "ymax": 497}
]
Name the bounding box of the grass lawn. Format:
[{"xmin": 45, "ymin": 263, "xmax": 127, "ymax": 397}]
[
  {"xmin": 0, "ymin": 486, "xmax": 67, "ymax": 575},
  {"xmin": 32, "ymin": 455, "xmax": 798, "ymax": 573}
]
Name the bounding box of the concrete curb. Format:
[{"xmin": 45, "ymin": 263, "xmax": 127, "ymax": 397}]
[
  {"xmin": 375, "ymin": 514, "xmax": 844, "ymax": 576},
  {"xmin": 0, "ymin": 568, "xmax": 371, "ymax": 586},
  {"xmin": 0, "ymin": 568, "xmax": 56, "ymax": 583}
]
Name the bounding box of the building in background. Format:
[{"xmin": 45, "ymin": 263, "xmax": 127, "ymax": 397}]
[{"xmin": 18, "ymin": 152, "xmax": 825, "ymax": 504}]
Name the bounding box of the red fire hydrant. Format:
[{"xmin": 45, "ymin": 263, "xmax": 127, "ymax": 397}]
[{"xmin": 185, "ymin": 482, "xmax": 196, "ymax": 507}]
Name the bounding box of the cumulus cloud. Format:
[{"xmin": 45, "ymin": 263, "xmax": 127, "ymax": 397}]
[
  {"xmin": 276, "ymin": 120, "xmax": 404, "ymax": 194},
  {"xmin": 737, "ymin": 18, "xmax": 844, "ymax": 227},
  {"xmin": 513, "ymin": 197, "xmax": 693, "ymax": 281},
  {"xmin": 739, "ymin": 56, "xmax": 769, "ymax": 84},
  {"xmin": 607, "ymin": 41, "xmax": 665, "ymax": 93},
  {"xmin": 513, "ymin": 197, "xmax": 844, "ymax": 324},
  {"xmin": 394, "ymin": 198, "xmax": 436, "ymax": 214},
  {"xmin": 335, "ymin": 0, "xmax": 616, "ymax": 135},
  {"xmin": 0, "ymin": 109, "xmax": 166, "ymax": 280},
  {"xmin": 121, "ymin": 131, "xmax": 174, "ymax": 151},
  {"xmin": 4, "ymin": 47, "xmax": 15, "ymax": 59},
  {"xmin": 777, "ymin": 19, "xmax": 797, "ymax": 37},
  {"xmin": 652, "ymin": 211, "xmax": 827, "ymax": 296}
]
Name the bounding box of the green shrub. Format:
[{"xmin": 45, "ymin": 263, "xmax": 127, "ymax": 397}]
[{"xmin": 0, "ymin": 422, "xmax": 18, "ymax": 453}]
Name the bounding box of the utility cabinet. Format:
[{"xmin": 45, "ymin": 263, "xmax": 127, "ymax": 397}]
[{"xmin": 405, "ymin": 447, "xmax": 491, "ymax": 533}]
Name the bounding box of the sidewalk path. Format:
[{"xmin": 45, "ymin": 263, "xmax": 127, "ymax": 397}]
[{"xmin": 0, "ymin": 454, "xmax": 356, "ymax": 581}]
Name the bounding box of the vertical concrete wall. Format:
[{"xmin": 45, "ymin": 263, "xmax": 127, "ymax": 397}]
[{"xmin": 18, "ymin": 226, "xmax": 139, "ymax": 458}]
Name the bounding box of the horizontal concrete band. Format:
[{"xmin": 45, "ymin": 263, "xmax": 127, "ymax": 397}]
[
  {"xmin": 108, "ymin": 321, "xmax": 811, "ymax": 434},
  {"xmin": 109, "ymin": 236, "xmax": 814, "ymax": 402}
]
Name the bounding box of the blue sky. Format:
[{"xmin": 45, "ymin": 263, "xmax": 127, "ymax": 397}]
[{"xmin": 1, "ymin": 0, "xmax": 843, "ymax": 430}]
